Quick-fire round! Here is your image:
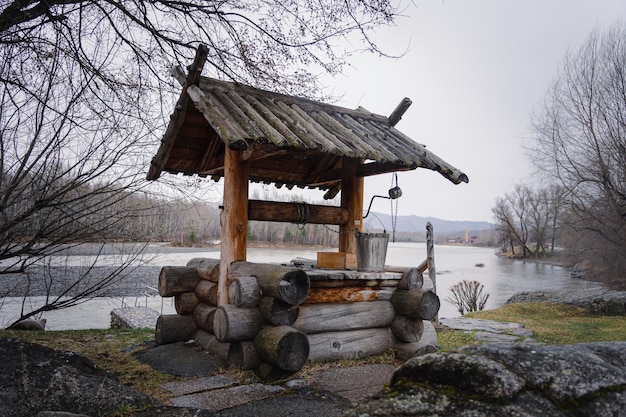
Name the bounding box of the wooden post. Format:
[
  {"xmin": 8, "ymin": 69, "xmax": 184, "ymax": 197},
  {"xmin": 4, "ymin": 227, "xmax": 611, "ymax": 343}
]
[
  {"xmin": 219, "ymin": 148, "xmax": 250, "ymax": 306},
  {"xmin": 339, "ymin": 158, "xmax": 364, "ymax": 254},
  {"xmin": 426, "ymin": 222, "xmax": 437, "ymax": 321}
]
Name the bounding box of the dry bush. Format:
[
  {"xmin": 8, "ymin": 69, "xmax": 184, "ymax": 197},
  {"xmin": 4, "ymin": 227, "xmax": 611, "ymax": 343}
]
[{"xmin": 446, "ymin": 280, "xmax": 490, "ymax": 315}]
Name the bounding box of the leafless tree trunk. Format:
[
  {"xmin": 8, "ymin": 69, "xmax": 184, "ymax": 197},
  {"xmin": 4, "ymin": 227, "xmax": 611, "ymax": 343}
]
[{"xmin": 492, "ymin": 185, "xmax": 532, "ymax": 256}]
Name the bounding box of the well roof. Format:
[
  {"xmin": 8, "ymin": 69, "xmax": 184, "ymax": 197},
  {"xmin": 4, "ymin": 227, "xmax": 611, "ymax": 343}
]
[{"xmin": 147, "ymin": 75, "xmax": 468, "ymax": 197}]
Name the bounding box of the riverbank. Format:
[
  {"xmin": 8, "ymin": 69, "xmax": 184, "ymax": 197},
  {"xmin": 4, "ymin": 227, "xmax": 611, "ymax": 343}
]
[
  {"xmin": 496, "ymin": 249, "xmax": 626, "ymax": 291},
  {"xmin": 495, "ymin": 248, "xmax": 572, "ymax": 266}
]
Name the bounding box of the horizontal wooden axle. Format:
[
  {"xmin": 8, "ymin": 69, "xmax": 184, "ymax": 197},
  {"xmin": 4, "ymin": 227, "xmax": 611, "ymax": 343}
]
[{"xmin": 248, "ymin": 199, "xmax": 348, "ymax": 225}]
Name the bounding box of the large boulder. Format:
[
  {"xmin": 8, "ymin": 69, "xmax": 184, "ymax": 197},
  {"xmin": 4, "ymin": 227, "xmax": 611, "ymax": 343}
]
[
  {"xmin": 0, "ymin": 337, "xmax": 156, "ymax": 417},
  {"xmin": 507, "ymin": 289, "xmax": 626, "ymax": 315},
  {"xmin": 343, "ymin": 342, "xmax": 626, "ymax": 416}
]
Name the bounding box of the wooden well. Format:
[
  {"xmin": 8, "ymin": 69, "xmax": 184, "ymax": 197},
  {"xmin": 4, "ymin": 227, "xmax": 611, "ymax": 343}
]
[{"xmin": 147, "ymin": 45, "xmax": 467, "ymax": 376}]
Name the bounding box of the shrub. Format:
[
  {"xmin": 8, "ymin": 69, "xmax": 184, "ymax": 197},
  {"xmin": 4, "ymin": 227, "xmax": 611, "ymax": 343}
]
[{"xmin": 446, "ymin": 280, "xmax": 490, "ymax": 315}]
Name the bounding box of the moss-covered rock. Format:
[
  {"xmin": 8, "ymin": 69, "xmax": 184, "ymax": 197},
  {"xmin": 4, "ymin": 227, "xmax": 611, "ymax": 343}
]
[{"xmin": 343, "ymin": 342, "xmax": 626, "ymax": 417}]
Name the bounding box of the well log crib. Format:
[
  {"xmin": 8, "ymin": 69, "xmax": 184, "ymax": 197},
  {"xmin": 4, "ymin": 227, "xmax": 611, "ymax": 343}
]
[{"xmin": 155, "ymin": 233, "xmax": 439, "ymax": 377}]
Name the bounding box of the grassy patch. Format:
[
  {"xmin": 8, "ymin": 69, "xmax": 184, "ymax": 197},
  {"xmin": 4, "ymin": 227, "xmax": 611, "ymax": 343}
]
[
  {"xmin": 0, "ymin": 328, "xmax": 177, "ymax": 402},
  {"xmin": 437, "ymin": 328, "xmax": 481, "ymax": 351},
  {"xmin": 465, "ymin": 302, "xmax": 626, "ymax": 344}
]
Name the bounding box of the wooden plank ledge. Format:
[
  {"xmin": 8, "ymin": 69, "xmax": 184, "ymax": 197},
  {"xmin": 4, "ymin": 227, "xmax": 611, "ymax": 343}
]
[{"xmin": 303, "ymin": 269, "xmax": 402, "ymax": 282}]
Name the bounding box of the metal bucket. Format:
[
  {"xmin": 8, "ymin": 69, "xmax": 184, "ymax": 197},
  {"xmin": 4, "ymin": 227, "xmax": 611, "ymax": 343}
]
[{"xmin": 354, "ymin": 232, "xmax": 389, "ymax": 272}]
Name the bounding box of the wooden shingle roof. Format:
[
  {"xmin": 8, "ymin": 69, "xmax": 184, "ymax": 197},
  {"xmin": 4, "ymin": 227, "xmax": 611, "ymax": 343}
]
[{"xmin": 148, "ymin": 73, "xmax": 468, "ymax": 197}]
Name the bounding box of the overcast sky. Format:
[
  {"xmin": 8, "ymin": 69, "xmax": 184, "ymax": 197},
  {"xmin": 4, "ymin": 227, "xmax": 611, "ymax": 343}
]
[{"xmin": 317, "ymin": 0, "xmax": 626, "ymax": 223}]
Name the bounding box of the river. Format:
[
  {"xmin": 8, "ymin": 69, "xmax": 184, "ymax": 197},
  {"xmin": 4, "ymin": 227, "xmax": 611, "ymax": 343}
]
[{"xmin": 0, "ymin": 242, "xmax": 604, "ymax": 330}]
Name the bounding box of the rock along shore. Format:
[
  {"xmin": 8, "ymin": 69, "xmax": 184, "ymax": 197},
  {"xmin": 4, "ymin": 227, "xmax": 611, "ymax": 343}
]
[{"xmin": 507, "ymin": 288, "xmax": 626, "ymax": 315}]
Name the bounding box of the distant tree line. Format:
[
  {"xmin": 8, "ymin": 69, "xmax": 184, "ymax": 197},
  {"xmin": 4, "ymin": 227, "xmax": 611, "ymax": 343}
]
[
  {"xmin": 0, "ymin": 184, "xmax": 347, "ymax": 249},
  {"xmin": 493, "ymin": 23, "xmax": 626, "ymax": 282}
]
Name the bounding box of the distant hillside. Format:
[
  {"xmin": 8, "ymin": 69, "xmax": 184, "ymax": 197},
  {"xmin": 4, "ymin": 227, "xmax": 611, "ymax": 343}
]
[{"xmin": 364, "ymin": 212, "xmax": 494, "ymax": 236}]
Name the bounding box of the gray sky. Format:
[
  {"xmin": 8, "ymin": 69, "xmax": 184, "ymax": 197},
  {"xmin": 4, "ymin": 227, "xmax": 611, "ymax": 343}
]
[{"xmin": 321, "ymin": 0, "xmax": 626, "ymax": 223}]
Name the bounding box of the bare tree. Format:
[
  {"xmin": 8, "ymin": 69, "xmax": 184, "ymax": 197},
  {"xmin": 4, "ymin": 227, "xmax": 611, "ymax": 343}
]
[
  {"xmin": 546, "ymin": 185, "xmax": 567, "ymax": 254},
  {"xmin": 527, "ymin": 187, "xmax": 551, "ymax": 256},
  {"xmin": 528, "ymin": 23, "xmax": 626, "ymax": 279},
  {"xmin": 0, "ymin": 0, "xmax": 399, "ymax": 96},
  {"xmin": 492, "ymin": 185, "xmax": 532, "ymax": 256},
  {"xmin": 0, "ymin": 0, "xmax": 401, "ymax": 325},
  {"xmin": 493, "ymin": 184, "xmax": 567, "ymax": 258},
  {"xmin": 0, "ymin": 30, "xmax": 157, "ymax": 327}
]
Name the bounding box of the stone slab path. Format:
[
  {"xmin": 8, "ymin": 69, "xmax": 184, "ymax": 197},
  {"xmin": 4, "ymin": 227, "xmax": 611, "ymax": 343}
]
[
  {"xmin": 439, "ymin": 317, "xmax": 534, "ymax": 343},
  {"xmin": 159, "ymin": 363, "xmax": 396, "ymax": 413}
]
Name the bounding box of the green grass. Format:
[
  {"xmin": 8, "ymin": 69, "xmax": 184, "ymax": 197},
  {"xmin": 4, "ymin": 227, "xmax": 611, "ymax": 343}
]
[
  {"xmin": 436, "ymin": 302, "xmax": 626, "ymax": 351},
  {"xmin": 437, "ymin": 327, "xmax": 481, "ymax": 350},
  {"xmin": 465, "ymin": 302, "xmax": 626, "ymax": 345}
]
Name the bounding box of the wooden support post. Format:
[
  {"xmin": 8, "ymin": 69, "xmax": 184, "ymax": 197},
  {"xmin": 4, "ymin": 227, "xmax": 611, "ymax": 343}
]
[
  {"xmin": 339, "ymin": 158, "xmax": 364, "ymax": 254},
  {"xmin": 219, "ymin": 148, "xmax": 250, "ymax": 306},
  {"xmin": 426, "ymin": 222, "xmax": 437, "ymax": 321}
]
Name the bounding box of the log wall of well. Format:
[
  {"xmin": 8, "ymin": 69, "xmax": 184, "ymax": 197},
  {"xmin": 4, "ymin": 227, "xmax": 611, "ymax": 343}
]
[{"xmin": 155, "ymin": 258, "xmax": 439, "ymax": 378}]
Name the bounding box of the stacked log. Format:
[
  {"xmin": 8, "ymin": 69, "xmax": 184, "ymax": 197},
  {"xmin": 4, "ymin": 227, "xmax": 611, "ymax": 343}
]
[
  {"xmin": 155, "ymin": 314, "xmax": 196, "ymax": 345},
  {"xmin": 387, "ymin": 267, "xmax": 440, "ymax": 359},
  {"xmin": 226, "ymin": 262, "xmax": 310, "ymax": 376},
  {"xmin": 155, "ymin": 258, "xmax": 441, "ymax": 376},
  {"xmin": 155, "ymin": 258, "xmax": 311, "ymax": 377},
  {"xmin": 292, "ymin": 268, "xmax": 404, "ymax": 362}
]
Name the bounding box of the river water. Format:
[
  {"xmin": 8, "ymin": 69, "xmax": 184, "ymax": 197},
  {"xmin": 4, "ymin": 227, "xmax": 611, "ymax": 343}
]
[{"xmin": 0, "ymin": 242, "xmax": 604, "ymax": 330}]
